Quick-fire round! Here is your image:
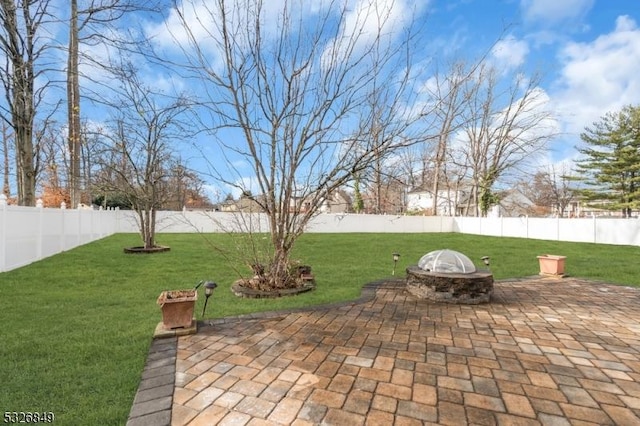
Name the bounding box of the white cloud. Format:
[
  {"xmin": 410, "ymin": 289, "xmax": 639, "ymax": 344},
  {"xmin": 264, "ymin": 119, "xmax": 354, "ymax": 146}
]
[
  {"xmin": 509, "ymin": 87, "xmax": 559, "ymax": 143},
  {"xmin": 551, "ymin": 15, "xmax": 640, "ymax": 135},
  {"xmin": 520, "ymin": 0, "xmax": 594, "ymax": 26},
  {"xmin": 145, "ymin": 1, "xmax": 221, "ymax": 60},
  {"xmin": 148, "ymin": 0, "xmax": 376, "ymax": 82},
  {"xmin": 322, "ymin": 0, "xmax": 429, "ymax": 68},
  {"xmin": 341, "ymin": 0, "xmax": 419, "ymax": 42},
  {"xmin": 491, "ymin": 35, "xmax": 530, "ymax": 70},
  {"xmin": 419, "ymin": 75, "xmax": 439, "ymax": 95},
  {"xmin": 147, "ymin": 0, "xmax": 333, "ymax": 55},
  {"xmin": 147, "ymin": 0, "xmax": 432, "ymax": 89}
]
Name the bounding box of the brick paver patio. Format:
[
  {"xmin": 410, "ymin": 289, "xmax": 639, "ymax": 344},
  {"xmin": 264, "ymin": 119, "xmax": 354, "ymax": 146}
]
[{"xmin": 128, "ymin": 277, "xmax": 640, "ymax": 425}]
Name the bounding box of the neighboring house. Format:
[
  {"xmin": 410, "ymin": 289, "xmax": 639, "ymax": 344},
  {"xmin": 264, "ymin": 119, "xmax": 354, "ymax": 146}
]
[
  {"xmin": 220, "ymin": 195, "xmax": 264, "ymax": 212},
  {"xmin": 407, "ymin": 184, "xmax": 540, "ymax": 217},
  {"xmin": 571, "ymin": 199, "xmax": 637, "ymax": 218},
  {"xmin": 288, "ymin": 194, "xmax": 312, "ymax": 213},
  {"xmin": 488, "ymin": 189, "xmax": 537, "ymax": 218},
  {"xmin": 291, "ymin": 189, "xmax": 353, "ymax": 214},
  {"xmin": 406, "ymin": 184, "xmax": 465, "ymax": 216},
  {"xmin": 220, "ymin": 190, "xmax": 353, "ymax": 214},
  {"xmin": 458, "ymin": 188, "xmax": 539, "ymax": 218},
  {"xmin": 319, "ymin": 189, "xmax": 353, "ymax": 213}
]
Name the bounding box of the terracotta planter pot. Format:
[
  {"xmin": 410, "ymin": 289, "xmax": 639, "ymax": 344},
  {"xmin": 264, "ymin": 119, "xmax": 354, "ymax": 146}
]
[
  {"xmin": 537, "ymin": 255, "xmax": 566, "ymax": 276},
  {"xmin": 157, "ymin": 289, "xmax": 197, "ymax": 329}
]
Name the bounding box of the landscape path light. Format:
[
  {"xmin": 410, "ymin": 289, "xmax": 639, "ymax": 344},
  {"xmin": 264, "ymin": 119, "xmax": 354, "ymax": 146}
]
[
  {"xmin": 481, "ymin": 256, "xmax": 490, "ymax": 270},
  {"xmin": 202, "ymin": 281, "xmax": 218, "ymax": 317},
  {"xmin": 392, "ymin": 252, "xmax": 401, "ymax": 276}
]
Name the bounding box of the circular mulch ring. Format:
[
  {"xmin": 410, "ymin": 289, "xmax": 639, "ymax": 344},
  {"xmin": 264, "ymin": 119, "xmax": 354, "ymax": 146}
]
[
  {"xmin": 231, "ymin": 280, "xmax": 316, "ymax": 299},
  {"xmin": 123, "ymin": 246, "xmax": 171, "ymax": 254}
]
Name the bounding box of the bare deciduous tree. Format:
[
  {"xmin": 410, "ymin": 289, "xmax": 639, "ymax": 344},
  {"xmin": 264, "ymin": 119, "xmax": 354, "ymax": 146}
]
[
  {"xmin": 163, "ymin": 159, "xmax": 212, "ymax": 210},
  {"xmin": 67, "ymin": 0, "xmax": 154, "ymax": 208},
  {"xmin": 164, "ymin": 0, "xmax": 425, "ymax": 288},
  {"xmin": 93, "ymin": 63, "xmax": 192, "ymax": 249},
  {"xmin": 519, "ymin": 164, "xmax": 577, "ymax": 217},
  {"xmin": 350, "ymin": 29, "xmax": 419, "ymax": 215},
  {"xmin": 421, "ymin": 61, "xmax": 479, "ymax": 215},
  {"xmin": 0, "ymin": 0, "xmax": 56, "ymax": 205},
  {"xmin": 458, "ymin": 66, "xmax": 555, "ymax": 216}
]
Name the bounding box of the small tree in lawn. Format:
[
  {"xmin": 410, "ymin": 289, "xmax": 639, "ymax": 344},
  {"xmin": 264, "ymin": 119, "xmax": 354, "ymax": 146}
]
[
  {"xmin": 162, "ymin": 0, "xmax": 427, "ymax": 289},
  {"xmin": 93, "ymin": 62, "xmax": 192, "ymax": 249}
]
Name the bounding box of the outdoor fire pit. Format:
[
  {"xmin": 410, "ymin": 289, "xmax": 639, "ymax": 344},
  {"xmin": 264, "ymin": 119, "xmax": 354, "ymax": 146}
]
[{"xmin": 406, "ymin": 249, "xmax": 493, "ymax": 304}]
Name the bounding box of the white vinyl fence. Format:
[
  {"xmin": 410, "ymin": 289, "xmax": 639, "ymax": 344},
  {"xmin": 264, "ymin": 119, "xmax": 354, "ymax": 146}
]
[
  {"xmin": 119, "ymin": 211, "xmax": 640, "ymax": 246},
  {"xmin": 452, "ymin": 216, "xmax": 640, "ymax": 246},
  {"xmin": 113, "ymin": 210, "xmax": 455, "ymax": 234},
  {"xmin": 0, "ymin": 200, "xmax": 119, "ymax": 272},
  {"xmin": 2, "ymin": 201, "xmax": 640, "ymax": 273}
]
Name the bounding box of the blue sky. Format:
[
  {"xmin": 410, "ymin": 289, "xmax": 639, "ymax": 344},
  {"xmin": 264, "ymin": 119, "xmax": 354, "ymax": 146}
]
[
  {"xmin": 423, "ymin": 0, "xmax": 640, "ymax": 161},
  {"xmin": 81, "ymin": 0, "xmax": 640, "ymax": 199}
]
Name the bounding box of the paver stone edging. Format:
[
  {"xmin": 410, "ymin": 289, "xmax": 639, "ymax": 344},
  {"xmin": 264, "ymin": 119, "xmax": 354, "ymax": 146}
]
[{"xmin": 126, "ymin": 337, "xmax": 177, "ymax": 426}]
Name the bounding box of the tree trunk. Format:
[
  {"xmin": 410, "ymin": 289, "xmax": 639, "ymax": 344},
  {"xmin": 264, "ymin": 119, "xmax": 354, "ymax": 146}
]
[
  {"xmin": 270, "ymin": 243, "xmax": 293, "ymax": 289},
  {"xmin": 2, "ymin": 0, "xmax": 38, "ymax": 206},
  {"xmin": 2, "ymin": 122, "xmax": 10, "ymax": 197},
  {"xmin": 67, "ymin": 0, "xmax": 82, "ymax": 208},
  {"xmin": 141, "ymin": 207, "xmax": 156, "ymax": 249},
  {"xmin": 15, "ymin": 125, "xmax": 36, "ymax": 206},
  {"xmin": 431, "ymin": 136, "xmax": 444, "ymax": 216}
]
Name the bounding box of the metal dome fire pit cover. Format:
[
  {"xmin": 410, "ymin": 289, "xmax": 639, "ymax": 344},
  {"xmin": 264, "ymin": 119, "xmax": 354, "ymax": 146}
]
[
  {"xmin": 418, "ymin": 249, "xmax": 477, "ymax": 273},
  {"xmin": 406, "ymin": 249, "xmax": 493, "ymax": 304}
]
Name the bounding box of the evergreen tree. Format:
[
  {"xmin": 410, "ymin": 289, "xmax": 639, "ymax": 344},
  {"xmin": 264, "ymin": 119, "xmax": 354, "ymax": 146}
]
[
  {"xmin": 576, "ymin": 105, "xmax": 640, "ymax": 217},
  {"xmin": 353, "ymin": 174, "xmax": 364, "ymax": 213}
]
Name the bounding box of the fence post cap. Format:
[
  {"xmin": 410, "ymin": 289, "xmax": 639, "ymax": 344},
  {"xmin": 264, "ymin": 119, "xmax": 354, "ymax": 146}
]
[
  {"xmin": 0, "ymin": 193, "xmax": 6, "ymax": 205},
  {"xmin": 36, "ymin": 199, "xmax": 44, "ymax": 208}
]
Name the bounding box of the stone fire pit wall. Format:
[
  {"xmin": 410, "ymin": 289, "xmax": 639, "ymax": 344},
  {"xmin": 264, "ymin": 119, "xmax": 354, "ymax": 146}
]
[
  {"xmin": 406, "ymin": 266, "xmax": 493, "ymax": 304},
  {"xmin": 405, "ymin": 248, "xmax": 495, "ymax": 306}
]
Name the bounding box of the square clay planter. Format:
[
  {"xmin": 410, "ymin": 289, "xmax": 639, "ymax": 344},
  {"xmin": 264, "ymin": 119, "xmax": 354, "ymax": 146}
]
[
  {"xmin": 157, "ymin": 289, "xmax": 197, "ymax": 329},
  {"xmin": 537, "ymin": 255, "xmax": 566, "ymax": 276}
]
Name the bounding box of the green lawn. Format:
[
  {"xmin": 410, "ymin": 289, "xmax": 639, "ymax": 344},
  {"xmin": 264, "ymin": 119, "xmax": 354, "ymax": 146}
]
[{"xmin": 1, "ymin": 232, "xmax": 639, "ymax": 424}]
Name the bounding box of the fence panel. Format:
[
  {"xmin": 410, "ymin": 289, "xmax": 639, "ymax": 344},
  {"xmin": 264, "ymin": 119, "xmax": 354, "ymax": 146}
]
[
  {"xmin": 151, "ymin": 211, "xmax": 272, "ymax": 233},
  {"xmin": 41, "ymin": 208, "xmax": 65, "ymax": 259},
  {"xmin": 501, "ymin": 217, "xmax": 529, "ymax": 238},
  {"xmin": 595, "ymin": 218, "xmax": 640, "ymax": 246},
  {"xmin": 557, "ymin": 218, "xmax": 596, "ymax": 243},
  {"xmin": 3, "ymin": 206, "xmax": 40, "ymax": 271},
  {"xmin": 453, "ymin": 216, "xmax": 640, "ymax": 246},
  {"xmin": 527, "ymin": 218, "xmax": 560, "ymax": 241},
  {"xmin": 451, "ymin": 216, "xmax": 481, "ymax": 235},
  {"xmin": 0, "ymin": 204, "xmax": 119, "ymax": 273}
]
